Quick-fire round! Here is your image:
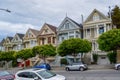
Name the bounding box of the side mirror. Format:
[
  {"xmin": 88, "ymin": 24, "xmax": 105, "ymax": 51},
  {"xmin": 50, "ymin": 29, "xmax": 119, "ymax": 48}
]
[{"xmin": 34, "ymin": 77, "xmax": 41, "ymax": 80}]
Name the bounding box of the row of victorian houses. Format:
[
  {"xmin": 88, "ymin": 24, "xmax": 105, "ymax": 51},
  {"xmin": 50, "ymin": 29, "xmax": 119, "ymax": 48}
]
[{"xmin": 0, "ymin": 9, "xmax": 112, "ymax": 65}]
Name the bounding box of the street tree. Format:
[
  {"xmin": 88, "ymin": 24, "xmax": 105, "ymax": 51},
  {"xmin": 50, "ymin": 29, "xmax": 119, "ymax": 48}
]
[
  {"xmin": 97, "ymin": 29, "xmax": 120, "ymax": 52},
  {"xmin": 0, "ymin": 51, "xmax": 15, "ymax": 61},
  {"xmin": 32, "ymin": 46, "xmax": 41, "ymax": 56},
  {"xmin": 111, "ymin": 5, "xmax": 120, "ymax": 28},
  {"xmin": 57, "ymin": 38, "xmax": 92, "ymax": 57},
  {"xmin": 39, "ymin": 44, "xmax": 56, "ymax": 63},
  {"xmin": 15, "ymin": 49, "xmax": 35, "ymax": 60}
]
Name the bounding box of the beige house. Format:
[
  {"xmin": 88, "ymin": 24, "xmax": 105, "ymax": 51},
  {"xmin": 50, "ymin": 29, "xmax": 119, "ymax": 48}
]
[
  {"xmin": 11, "ymin": 33, "xmax": 24, "ymax": 51},
  {"xmin": 23, "ymin": 28, "xmax": 39, "ymax": 48},
  {"xmin": 37, "ymin": 23, "xmax": 57, "ymax": 46},
  {"xmin": 3, "ymin": 36, "xmax": 13, "ymax": 51},
  {"xmin": 83, "ymin": 9, "xmax": 112, "ymax": 65}
]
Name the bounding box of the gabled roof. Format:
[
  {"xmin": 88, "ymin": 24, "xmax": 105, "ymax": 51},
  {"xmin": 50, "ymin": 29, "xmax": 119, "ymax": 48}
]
[
  {"xmin": 7, "ymin": 36, "xmax": 13, "ymax": 41},
  {"xmin": 30, "ymin": 28, "xmax": 40, "ymax": 37},
  {"xmin": 84, "ymin": 9, "xmax": 109, "ymax": 23},
  {"xmin": 16, "ymin": 33, "xmax": 25, "ymax": 40},
  {"xmin": 45, "ymin": 23, "xmax": 57, "ymax": 33},
  {"xmin": 58, "ymin": 17, "xmax": 83, "ymax": 30},
  {"xmin": 38, "ymin": 23, "xmax": 57, "ymax": 35}
]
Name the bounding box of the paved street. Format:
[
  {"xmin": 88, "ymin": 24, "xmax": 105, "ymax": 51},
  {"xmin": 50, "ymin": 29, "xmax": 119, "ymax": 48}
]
[
  {"xmin": 54, "ymin": 70, "xmax": 120, "ymax": 80},
  {"xmin": 1, "ymin": 67, "xmax": 120, "ymax": 80}
]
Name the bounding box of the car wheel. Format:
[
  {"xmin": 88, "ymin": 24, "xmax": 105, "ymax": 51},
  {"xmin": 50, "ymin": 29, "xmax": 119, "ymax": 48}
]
[
  {"xmin": 79, "ymin": 67, "xmax": 84, "ymax": 71},
  {"xmin": 117, "ymin": 66, "xmax": 120, "ymax": 70},
  {"xmin": 65, "ymin": 67, "xmax": 69, "ymax": 71}
]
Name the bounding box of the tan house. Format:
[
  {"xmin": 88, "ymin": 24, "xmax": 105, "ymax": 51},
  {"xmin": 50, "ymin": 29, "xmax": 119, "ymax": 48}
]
[
  {"xmin": 83, "ymin": 9, "xmax": 112, "ymax": 65},
  {"xmin": 3, "ymin": 36, "xmax": 13, "ymax": 51},
  {"xmin": 23, "ymin": 28, "xmax": 40, "ymax": 48},
  {"xmin": 37, "ymin": 23, "xmax": 57, "ymax": 46},
  {"xmin": 11, "ymin": 33, "xmax": 24, "ymax": 51}
]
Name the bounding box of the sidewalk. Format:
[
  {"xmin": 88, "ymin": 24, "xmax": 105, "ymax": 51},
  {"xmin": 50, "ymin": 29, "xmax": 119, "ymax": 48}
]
[
  {"xmin": 0, "ymin": 64, "xmax": 115, "ymax": 71},
  {"xmin": 88, "ymin": 64, "xmax": 114, "ymax": 70}
]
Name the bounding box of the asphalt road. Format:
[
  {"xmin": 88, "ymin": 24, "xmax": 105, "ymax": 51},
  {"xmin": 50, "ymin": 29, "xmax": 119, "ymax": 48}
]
[
  {"xmin": 54, "ymin": 70, "xmax": 120, "ymax": 80},
  {"xmin": 4, "ymin": 68, "xmax": 120, "ymax": 80}
]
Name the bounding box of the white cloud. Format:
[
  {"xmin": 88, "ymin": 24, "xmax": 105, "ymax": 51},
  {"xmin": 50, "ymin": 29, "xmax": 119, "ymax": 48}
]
[
  {"xmin": 0, "ymin": 0, "xmax": 120, "ymax": 41},
  {"xmin": 0, "ymin": 21, "xmax": 38, "ymax": 40}
]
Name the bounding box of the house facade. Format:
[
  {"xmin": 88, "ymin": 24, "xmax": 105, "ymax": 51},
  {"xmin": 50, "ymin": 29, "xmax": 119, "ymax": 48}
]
[
  {"xmin": 37, "ymin": 23, "xmax": 57, "ymax": 46},
  {"xmin": 3, "ymin": 36, "xmax": 13, "ymax": 51},
  {"xmin": 23, "ymin": 28, "xmax": 39, "ymax": 48},
  {"xmin": 11, "ymin": 33, "xmax": 24, "ymax": 51},
  {"xmin": 83, "ymin": 9, "xmax": 112, "ymax": 65},
  {"xmin": 57, "ymin": 17, "xmax": 83, "ymax": 44}
]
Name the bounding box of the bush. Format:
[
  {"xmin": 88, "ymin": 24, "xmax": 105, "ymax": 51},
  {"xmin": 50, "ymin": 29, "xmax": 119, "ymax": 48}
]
[
  {"xmin": 93, "ymin": 53, "xmax": 98, "ymax": 64},
  {"xmin": 60, "ymin": 58, "xmax": 68, "ymax": 66},
  {"xmin": 107, "ymin": 52, "xmax": 116, "ymax": 64}
]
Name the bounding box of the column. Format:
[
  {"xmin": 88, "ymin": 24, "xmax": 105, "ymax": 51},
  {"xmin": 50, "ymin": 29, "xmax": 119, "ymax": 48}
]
[
  {"xmin": 68, "ymin": 32, "xmax": 69, "ymax": 39},
  {"xmin": 96, "ymin": 25, "xmax": 99, "ymax": 37},
  {"xmin": 74, "ymin": 31, "xmax": 76, "ymax": 38},
  {"xmin": 104, "ymin": 24, "xmax": 106, "ymax": 32}
]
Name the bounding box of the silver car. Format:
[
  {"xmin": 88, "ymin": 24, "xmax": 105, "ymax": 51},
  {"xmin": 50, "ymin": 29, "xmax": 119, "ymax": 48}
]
[
  {"xmin": 115, "ymin": 63, "xmax": 120, "ymax": 70},
  {"xmin": 65, "ymin": 62, "xmax": 88, "ymax": 71}
]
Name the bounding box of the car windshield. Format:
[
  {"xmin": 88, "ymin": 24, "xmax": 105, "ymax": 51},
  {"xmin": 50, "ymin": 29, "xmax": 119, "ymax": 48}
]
[
  {"xmin": 37, "ymin": 70, "xmax": 56, "ymax": 79},
  {"xmin": 0, "ymin": 71, "xmax": 10, "ymax": 76}
]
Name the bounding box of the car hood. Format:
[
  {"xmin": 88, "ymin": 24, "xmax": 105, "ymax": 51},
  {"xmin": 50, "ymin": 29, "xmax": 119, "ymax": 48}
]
[{"xmin": 46, "ymin": 74, "xmax": 65, "ymax": 80}]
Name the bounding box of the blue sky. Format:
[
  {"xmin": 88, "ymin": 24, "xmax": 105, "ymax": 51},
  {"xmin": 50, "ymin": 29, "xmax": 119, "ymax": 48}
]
[{"xmin": 0, "ymin": 0, "xmax": 119, "ymax": 41}]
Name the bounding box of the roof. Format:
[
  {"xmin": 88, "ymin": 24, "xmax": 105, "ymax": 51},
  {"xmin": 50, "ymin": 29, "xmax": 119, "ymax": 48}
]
[
  {"xmin": 45, "ymin": 23, "xmax": 57, "ymax": 33},
  {"xmin": 16, "ymin": 33, "xmax": 25, "ymax": 39},
  {"xmin": 67, "ymin": 17, "xmax": 83, "ymax": 28},
  {"xmin": 58, "ymin": 17, "xmax": 83, "ymax": 30},
  {"xmin": 7, "ymin": 36, "xmax": 13, "ymax": 41},
  {"xmin": 84, "ymin": 9, "xmax": 109, "ymax": 23},
  {"xmin": 29, "ymin": 28, "xmax": 40, "ymax": 36}
]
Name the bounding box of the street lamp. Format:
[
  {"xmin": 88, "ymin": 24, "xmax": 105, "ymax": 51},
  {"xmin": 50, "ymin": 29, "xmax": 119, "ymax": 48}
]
[{"xmin": 0, "ymin": 8, "xmax": 11, "ymax": 13}]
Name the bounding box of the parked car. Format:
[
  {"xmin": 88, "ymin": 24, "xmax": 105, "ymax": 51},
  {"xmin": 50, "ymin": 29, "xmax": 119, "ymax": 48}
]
[
  {"xmin": 33, "ymin": 63, "xmax": 51, "ymax": 70},
  {"xmin": 65, "ymin": 62, "xmax": 88, "ymax": 71},
  {"xmin": 0, "ymin": 71, "xmax": 14, "ymax": 80},
  {"xmin": 15, "ymin": 68, "xmax": 66, "ymax": 80},
  {"xmin": 115, "ymin": 63, "xmax": 120, "ymax": 70}
]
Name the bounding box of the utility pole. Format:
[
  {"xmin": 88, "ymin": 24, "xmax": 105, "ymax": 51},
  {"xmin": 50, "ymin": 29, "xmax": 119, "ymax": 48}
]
[
  {"xmin": 109, "ymin": 6, "xmax": 112, "ymax": 21},
  {"xmin": 0, "ymin": 8, "xmax": 11, "ymax": 13}
]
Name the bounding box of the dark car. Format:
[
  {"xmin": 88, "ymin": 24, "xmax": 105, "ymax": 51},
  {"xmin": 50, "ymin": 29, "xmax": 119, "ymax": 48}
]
[
  {"xmin": 33, "ymin": 63, "xmax": 51, "ymax": 70},
  {"xmin": 0, "ymin": 71, "xmax": 14, "ymax": 80}
]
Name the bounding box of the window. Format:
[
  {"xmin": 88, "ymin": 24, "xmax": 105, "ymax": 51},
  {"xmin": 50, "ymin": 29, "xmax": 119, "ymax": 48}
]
[
  {"xmin": 48, "ymin": 37, "xmax": 51, "ymax": 43},
  {"xmin": 93, "ymin": 13, "xmax": 99, "ymax": 21},
  {"xmin": 18, "ymin": 72, "xmax": 29, "ymax": 78},
  {"xmin": 65, "ymin": 23, "xmax": 69, "ymax": 29},
  {"xmin": 45, "ymin": 28, "xmax": 48, "ymax": 33},
  {"xmin": 53, "ymin": 37, "xmax": 55, "ymax": 43},
  {"xmin": 42, "ymin": 38, "xmax": 44, "ymax": 45},
  {"xmin": 99, "ymin": 25, "xmax": 104, "ymax": 34},
  {"xmin": 61, "ymin": 37, "xmax": 64, "ymax": 41},
  {"xmin": 87, "ymin": 29, "xmax": 90, "ymax": 36}
]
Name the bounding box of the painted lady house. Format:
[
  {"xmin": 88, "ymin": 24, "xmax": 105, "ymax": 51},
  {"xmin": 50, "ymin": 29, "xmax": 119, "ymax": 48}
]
[{"xmin": 83, "ymin": 9, "xmax": 112, "ymax": 65}]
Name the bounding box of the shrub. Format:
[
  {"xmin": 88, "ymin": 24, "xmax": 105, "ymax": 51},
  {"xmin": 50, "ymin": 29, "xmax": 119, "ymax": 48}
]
[
  {"xmin": 107, "ymin": 52, "xmax": 116, "ymax": 64},
  {"xmin": 60, "ymin": 58, "xmax": 68, "ymax": 65},
  {"xmin": 93, "ymin": 53, "xmax": 98, "ymax": 64}
]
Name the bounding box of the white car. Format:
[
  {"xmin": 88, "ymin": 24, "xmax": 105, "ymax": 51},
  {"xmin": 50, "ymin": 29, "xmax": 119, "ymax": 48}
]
[
  {"xmin": 15, "ymin": 68, "xmax": 66, "ymax": 80},
  {"xmin": 115, "ymin": 63, "xmax": 120, "ymax": 70}
]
